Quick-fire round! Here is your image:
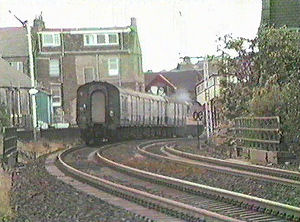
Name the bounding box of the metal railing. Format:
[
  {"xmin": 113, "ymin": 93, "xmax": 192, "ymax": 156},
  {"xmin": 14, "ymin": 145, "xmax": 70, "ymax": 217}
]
[{"xmin": 232, "ymin": 116, "xmax": 282, "ymax": 151}]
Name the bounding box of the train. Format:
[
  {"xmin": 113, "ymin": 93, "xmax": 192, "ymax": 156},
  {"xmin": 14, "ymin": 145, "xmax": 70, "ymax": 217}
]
[{"xmin": 76, "ymin": 81, "xmax": 189, "ymax": 144}]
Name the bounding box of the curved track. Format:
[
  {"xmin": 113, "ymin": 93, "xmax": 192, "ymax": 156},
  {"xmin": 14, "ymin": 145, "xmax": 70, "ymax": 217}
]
[
  {"xmin": 97, "ymin": 140, "xmax": 300, "ymax": 221},
  {"xmin": 162, "ymin": 144, "xmax": 300, "ymax": 186},
  {"xmin": 51, "ymin": 140, "xmax": 300, "ymax": 221}
]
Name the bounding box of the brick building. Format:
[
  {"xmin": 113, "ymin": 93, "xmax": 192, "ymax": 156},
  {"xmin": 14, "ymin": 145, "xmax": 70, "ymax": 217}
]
[{"xmin": 34, "ymin": 16, "xmax": 144, "ymax": 124}]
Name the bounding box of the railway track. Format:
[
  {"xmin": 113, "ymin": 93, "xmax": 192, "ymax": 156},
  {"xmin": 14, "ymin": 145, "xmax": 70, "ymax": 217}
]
[
  {"xmin": 163, "ymin": 144, "xmax": 300, "ymax": 184},
  {"xmin": 138, "ymin": 140, "xmax": 300, "ymax": 188},
  {"xmin": 56, "ymin": 142, "xmax": 237, "ymax": 222},
  {"xmin": 53, "ymin": 140, "xmax": 300, "ymax": 221}
]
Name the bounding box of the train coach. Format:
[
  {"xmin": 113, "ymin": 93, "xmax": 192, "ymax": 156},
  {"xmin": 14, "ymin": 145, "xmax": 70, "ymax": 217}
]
[{"xmin": 76, "ymin": 81, "xmax": 189, "ymax": 144}]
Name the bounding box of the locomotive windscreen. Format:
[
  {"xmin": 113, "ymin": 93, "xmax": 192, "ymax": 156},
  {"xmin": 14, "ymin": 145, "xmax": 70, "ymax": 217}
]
[{"xmin": 91, "ymin": 90, "xmax": 106, "ymax": 123}]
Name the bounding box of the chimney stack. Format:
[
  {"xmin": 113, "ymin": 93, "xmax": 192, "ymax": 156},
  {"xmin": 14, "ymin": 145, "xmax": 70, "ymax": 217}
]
[{"xmin": 131, "ymin": 17, "xmax": 137, "ymax": 27}]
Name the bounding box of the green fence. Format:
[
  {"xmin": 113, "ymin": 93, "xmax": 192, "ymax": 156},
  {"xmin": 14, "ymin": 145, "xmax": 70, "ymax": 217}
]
[{"xmin": 232, "ymin": 116, "xmax": 282, "ymax": 151}]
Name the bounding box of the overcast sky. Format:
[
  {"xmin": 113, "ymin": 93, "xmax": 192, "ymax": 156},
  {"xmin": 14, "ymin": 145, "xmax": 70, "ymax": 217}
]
[{"xmin": 0, "ymin": 0, "xmax": 262, "ymax": 72}]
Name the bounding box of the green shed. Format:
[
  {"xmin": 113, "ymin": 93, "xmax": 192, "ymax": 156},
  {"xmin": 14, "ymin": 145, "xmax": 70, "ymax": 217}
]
[{"xmin": 36, "ymin": 90, "xmax": 52, "ymax": 128}]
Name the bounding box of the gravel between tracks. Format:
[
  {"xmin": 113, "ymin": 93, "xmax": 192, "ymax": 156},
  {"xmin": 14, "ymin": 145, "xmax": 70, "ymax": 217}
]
[
  {"xmin": 102, "ymin": 141, "xmax": 300, "ymax": 207},
  {"xmin": 10, "ymin": 157, "xmax": 146, "ymax": 222}
]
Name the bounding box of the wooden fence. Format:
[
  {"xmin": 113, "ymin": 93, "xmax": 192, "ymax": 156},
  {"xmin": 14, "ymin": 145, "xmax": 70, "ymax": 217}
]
[
  {"xmin": 232, "ymin": 116, "xmax": 282, "ymax": 151},
  {"xmin": 1, "ymin": 127, "xmax": 18, "ymax": 168}
]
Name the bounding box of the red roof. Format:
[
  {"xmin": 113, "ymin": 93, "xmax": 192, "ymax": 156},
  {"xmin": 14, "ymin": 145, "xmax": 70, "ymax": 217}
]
[{"xmin": 145, "ymin": 74, "xmax": 176, "ymax": 91}]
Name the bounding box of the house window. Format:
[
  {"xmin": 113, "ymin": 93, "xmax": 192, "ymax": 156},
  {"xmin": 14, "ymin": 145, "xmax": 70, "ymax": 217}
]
[
  {"xmin": 108, "ymin": 34, "xmax": 118, "ymax": 43},
  {"xmin": 84, "ymin": 67, "xmax": 95, "ymax": 83},
  {"xmin": 97, "ymin": 35, "xmax": 106, "ymax": 44},
  {"xmin": 108, "ymin": 58, "xmax": 119, "ymax": 76},
  {"xmin": 9, "ymin": 61, "xmax": 23, "ymax": 72},
  {"xmin": 42, "ymin": 33, "xmax": 60, "ymax": 47},
  {"xmin": 49, "ymin": 59, "xmax": 60, "ymax": 77},
  {"xmin": 84, "ymin": 33, "xmax": 118, "ymax": 46},
  {"xmin": 84, "ymin": 34, "xmax": 95, "ymax": 45},
  {"xmin": 50, "ymin": 84, "xmax": 62, "ymax": 107}
]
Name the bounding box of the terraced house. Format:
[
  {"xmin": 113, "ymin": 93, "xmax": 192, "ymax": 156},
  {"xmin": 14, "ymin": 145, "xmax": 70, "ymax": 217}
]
[{"xmin": 33, "ymin": 16, "xmax": 144, "ymax": 124}]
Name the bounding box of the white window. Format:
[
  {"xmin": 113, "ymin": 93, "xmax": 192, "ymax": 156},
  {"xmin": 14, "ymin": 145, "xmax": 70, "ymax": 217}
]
[
  {"xmin": 84, "ymin": 33, "xmax": 118, "ymax": 46},
  {"xmin": 9, "ymin": 61, "xmax": 23, "ymax": 72},
  {"xmin": 108, "ymin": 58, "xmax": 119, "ymax": 76},
  {"xmin": 50, "ymin": 84, "xmax": 62, "ymax": 107},
  {"xmin": 84, "ymin": 67, "xmax": 95, "ymax": 83},
  {"xmin": 84, "ymin": 34, "xmax": 96, "ymax": 45},
  {"xmin": 42, "ymin": 33, "xmax": 60, "ymax": 47},
  {"xmin": 49, "ymin": 59, "xmax": 60, "ymax": 77}
]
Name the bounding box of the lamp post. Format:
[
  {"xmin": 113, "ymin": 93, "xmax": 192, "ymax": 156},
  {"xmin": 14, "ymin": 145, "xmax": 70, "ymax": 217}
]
[
  {"xmin": 26, "ymin": 24, "xmax": 38, "ymax": 140},
  {"xmin": 9, "ymin": 11, "xmax": 37, "ymax": 140}
]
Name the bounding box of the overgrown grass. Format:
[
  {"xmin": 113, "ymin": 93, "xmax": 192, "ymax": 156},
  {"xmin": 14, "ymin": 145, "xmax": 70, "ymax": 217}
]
[
  {"xmin": 0, "ymin": 169, "xmax": 13, "ymax": 221},
  {"xmin": 18, "ymin": 139, "xmax": 68, "ymax": 158}
]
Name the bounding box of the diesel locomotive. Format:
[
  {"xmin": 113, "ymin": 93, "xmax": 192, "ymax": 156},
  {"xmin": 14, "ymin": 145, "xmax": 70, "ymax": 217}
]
[{"xmin": 76, "ymin": 81, "xmax": 189, "ymax": 144}]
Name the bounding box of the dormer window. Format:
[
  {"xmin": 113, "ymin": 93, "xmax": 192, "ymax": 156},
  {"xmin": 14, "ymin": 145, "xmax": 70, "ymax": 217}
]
[
  {"xmin": 42, "ymin": 33, "xmax": 60, "ymax": 47},
  {"xmin": 84, "ymin": 33, "xmax": 118, "ymax": 46}
]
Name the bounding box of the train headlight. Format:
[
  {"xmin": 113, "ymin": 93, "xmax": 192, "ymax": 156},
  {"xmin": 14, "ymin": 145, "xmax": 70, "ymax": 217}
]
[{"xmin": 109, "ymin": 110, "xmax": 114, "ymax": 117}]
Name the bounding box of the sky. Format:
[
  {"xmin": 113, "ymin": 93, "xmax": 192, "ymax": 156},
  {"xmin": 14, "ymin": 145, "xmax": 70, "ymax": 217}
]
[{"xmin": 0, "ymin": 0, "xmax": 262, "ymax": 72}]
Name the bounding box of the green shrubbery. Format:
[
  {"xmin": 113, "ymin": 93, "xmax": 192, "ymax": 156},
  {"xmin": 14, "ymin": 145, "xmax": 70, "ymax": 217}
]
[{"xmin": 216, "ymin": 26, "xmax": 300, "ymax": 145}]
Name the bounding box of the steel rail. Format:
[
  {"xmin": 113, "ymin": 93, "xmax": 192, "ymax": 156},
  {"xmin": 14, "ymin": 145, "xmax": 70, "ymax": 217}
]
[
  {"xmin": 141, "ymin": 142, "xmax": 300, "ymax": 187},
  {"xmin": 132, "ymin": 141, "xmax": 300, "ymax": 221},
  {"xmin": 164, "ymin": 146, "xmax": 300, "ymax": 183},
  {"xmin": 57, "ymin": 144, "xmax": 241, "ymax": 222}
]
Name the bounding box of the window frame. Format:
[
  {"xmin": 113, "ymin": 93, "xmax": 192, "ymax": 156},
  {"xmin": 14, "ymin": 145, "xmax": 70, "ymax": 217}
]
[
  {"xmin": 42, "ymin": 33, "xmax": 61, "ymax": 47},
  {"xmin": 50, "ymin": 83, "xmax": 62, "ymax": 107},
  {"xmin": 49, "ymin": 59, "xmax": 60, "ymax": 77},
  {"xmin": 108, "ymin": 58, "xmax": 119, "ymax": 76},
  {"xmin": 9, "ymin": 61, "xmax": 23, "ymax": 72},
  {"xmin": 83, "ymin": 33, "xmax": 119, "ymax": 46}
]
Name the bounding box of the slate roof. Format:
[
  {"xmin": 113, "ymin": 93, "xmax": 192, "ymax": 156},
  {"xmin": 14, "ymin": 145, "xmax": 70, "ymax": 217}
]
[
  {"xmin": 144, "ymin": 70, "xmax": 202, "ymax": 93},
  {"xmin": 0, "ymin": 58, "xmax": 31, "ymax": 88},
  {"xmin": 0, "ymin": 27, "xmax": 28, "ymax": 57}
]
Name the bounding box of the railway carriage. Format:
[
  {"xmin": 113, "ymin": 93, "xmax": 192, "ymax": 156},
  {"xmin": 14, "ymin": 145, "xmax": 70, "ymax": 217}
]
[{"xmin": 77, "ymin": 81, "xmax": 188, "ymax": 144}]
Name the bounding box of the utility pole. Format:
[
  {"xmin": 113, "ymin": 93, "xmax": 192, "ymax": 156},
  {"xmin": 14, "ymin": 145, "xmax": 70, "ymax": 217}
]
[
  {"xmin": 204, "ymin": 59, "xmax": 213, "ymax": 139},
  {"xmin": 9, "ymin": 11, "xmax": 37, "ymax": 140}
]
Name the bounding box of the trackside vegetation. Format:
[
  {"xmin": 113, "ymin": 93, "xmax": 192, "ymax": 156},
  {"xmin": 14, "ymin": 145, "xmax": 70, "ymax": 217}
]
[{"xmin": 215, "ymin": 26, "xmax": 300, "ymax": 149}]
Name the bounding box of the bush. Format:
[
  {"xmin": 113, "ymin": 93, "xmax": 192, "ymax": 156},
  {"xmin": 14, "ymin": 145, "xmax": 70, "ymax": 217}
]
[{"xmin": 216, "ymin": 26, "xmax": 300, "ymax": 146}]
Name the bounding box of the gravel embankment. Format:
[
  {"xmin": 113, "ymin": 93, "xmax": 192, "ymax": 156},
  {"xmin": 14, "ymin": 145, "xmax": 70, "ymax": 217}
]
[
  {"xmin": 10, "ymin": 157, "xmax": 146, "ymax": 222},
  {"xmin": 102, "ymin": 141, "xmax": 300, "ymax": 207}
]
